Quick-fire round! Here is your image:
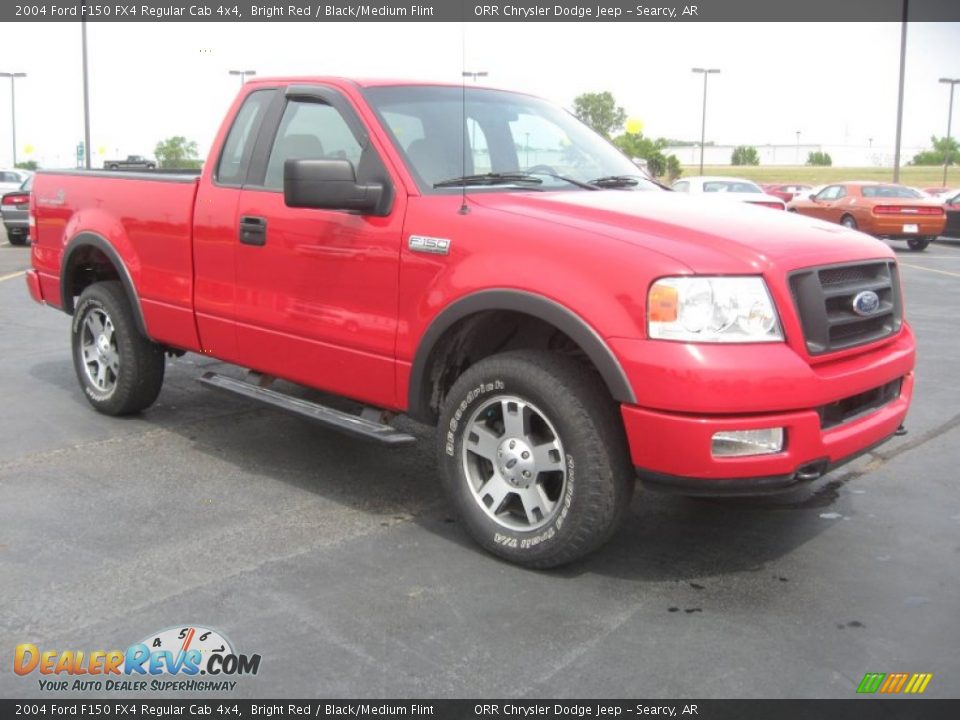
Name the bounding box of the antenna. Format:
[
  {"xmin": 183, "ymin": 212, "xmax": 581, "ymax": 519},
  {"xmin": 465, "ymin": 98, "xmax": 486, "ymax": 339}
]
[{"xmin": 459, "ymin": 24, "xmax": 469, "ymax": 215}]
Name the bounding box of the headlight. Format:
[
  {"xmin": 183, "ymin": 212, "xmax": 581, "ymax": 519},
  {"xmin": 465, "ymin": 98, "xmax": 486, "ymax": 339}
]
[{"xmin": 648, "ymin": 276, "xmax": 783, "ymax": 343}]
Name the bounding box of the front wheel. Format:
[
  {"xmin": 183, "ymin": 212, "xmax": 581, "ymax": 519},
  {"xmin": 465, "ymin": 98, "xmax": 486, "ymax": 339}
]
[
  {"xmin": 907, "ymin": 237, "xmax": 931, "ymax": 251},
  {"xmin": 71, "ymin": 281, "xmax": 165, "ymax": 415},
  {"xmin": 437, "ymin": 350, "xmax": 634, "ymax": 568}
]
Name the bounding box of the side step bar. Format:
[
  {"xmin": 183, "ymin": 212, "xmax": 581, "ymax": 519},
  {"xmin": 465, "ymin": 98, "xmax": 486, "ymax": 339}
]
[{"xmin": 198, "ymin": 372, "xmax": 416, "ymax": 447}]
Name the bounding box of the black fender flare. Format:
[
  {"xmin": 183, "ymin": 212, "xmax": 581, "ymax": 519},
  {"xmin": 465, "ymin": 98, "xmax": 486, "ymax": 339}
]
[
  {"xmin": 407, "ymin": 289, "xmax": 636, "ymax": 423},
  {"xmin": 60, "ymin": 231, "xmax": 149, "ymax": 337}
]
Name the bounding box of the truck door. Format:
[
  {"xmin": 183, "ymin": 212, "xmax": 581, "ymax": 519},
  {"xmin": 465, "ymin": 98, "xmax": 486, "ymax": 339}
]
[
  {"xmin": 232, "ymin": 85, "xmax": 405, "ymax": 408},
  {"xmin": 193, "ymin": 87, "xmax": 278, "ymax": 364}
]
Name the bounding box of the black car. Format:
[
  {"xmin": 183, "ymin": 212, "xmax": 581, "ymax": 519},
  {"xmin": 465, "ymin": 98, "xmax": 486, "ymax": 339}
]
[
  {"xmin": 1, "ymin": 174, "xmax": 32, "ymax": 246},
  {"xmin": 943, "ymin": 192, "xmax": 960, "ymax": 239}
]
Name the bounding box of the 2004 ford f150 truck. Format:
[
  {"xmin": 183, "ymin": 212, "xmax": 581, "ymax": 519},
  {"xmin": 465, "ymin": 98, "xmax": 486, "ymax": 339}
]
[{"xmin": 26, "ymin": 79, "xmax": 915, "ymax": 567}]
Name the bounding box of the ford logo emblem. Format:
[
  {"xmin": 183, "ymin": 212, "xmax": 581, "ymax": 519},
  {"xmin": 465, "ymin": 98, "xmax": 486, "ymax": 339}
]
[{"xmin": 852, "ymin": 290, "xmax": 881, "ymax": 316}]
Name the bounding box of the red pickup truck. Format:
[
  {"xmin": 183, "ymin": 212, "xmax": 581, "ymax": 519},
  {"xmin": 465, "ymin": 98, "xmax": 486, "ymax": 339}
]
[{"xmin": 26, "ymin": 78, "xmax": 915, "ymax": 567}]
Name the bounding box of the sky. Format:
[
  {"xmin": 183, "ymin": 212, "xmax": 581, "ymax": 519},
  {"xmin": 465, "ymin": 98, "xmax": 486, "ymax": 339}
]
[{"xmin": 0, "ymin": 20, "xmax": 957, "ymax": 167}]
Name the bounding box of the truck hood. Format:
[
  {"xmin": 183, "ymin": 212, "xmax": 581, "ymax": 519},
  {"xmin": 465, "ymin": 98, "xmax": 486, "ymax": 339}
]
[{"xmin": 469, "ymin": 190, "xmax": 895, "ymax": 273}]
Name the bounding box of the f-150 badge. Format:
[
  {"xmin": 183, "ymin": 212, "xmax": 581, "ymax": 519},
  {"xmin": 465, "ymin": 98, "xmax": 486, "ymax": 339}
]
[{"xmin": 408, "ymin": 235, "xmax": 451, "ymax": 255}]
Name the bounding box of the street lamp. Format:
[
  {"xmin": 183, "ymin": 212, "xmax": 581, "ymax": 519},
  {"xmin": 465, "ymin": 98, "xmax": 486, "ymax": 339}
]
[
  {"xmin": 0, "ymin": 72, "xmax": 26, "ymax": 167},
  {"xmin": 228, "ymin": 70, "xmax": 257, "ymax": 86},
  {"xmin": 795, "ymin": 130, "xmax": 801, "ymax": 164},
  {"xmin": 462, "ymin": 71, "xmax": 488, "ymax": 82},
  {"xmin": 939, "ymin": 77, "xmax": 960, "ymax": 187},
  {"xmin": 692, "ymin": 68, "xmax": 720, "ymax": 175}
]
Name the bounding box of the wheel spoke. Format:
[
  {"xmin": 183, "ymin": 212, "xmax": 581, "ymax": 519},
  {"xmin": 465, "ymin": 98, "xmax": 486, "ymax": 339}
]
[
  {"xmin": 102, "ymin": 318, "xmax": 114, "ymax": 342},
  {"xmin": 477, "ymin": 474, "xmax": 513, "ymax": 514},
  {"xmin": 501, "ymin": 399, "xmax": 527, "ymax": 438},
  {"xmin": 466, "ymin": 424, "xmax": 500, "ymax": 462},
  {"xmin": 95, "ymin": 362, "xmax": 107, "ymax": 388},
  {"xmin": 519, "ymin": 485, "xmax": 554, "ymax": 525},
  {"xmin": 85, "ymin": 313, "xmax": 104, "ymax": 338},
  {"xmin": 532, "ymin": 441, "xmax": 565, "ymax": 473}
]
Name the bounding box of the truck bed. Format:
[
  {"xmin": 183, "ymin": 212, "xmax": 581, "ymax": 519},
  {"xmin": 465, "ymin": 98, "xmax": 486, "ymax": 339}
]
[{"xmin": 31, "ymin": 169, "xmax": 203, "ymax": 352}]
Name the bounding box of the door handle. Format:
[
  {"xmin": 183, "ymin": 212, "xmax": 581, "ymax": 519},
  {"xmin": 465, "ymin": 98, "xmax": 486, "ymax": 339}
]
[{"xmin": 239, "ymin": 216, "xmax": 267, "ymax": 246}]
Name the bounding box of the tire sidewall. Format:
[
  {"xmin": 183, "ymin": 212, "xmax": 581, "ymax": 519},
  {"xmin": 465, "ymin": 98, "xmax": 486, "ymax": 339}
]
[
  {"xmin": 72, "ymin": 293, "xmax": 122, "ymax": 406},
  {"xmin": 438, "ymin": 360, "xmax": 614, "ymax": 565}
]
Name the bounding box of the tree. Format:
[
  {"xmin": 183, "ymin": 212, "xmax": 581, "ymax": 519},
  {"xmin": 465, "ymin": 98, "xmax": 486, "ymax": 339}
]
[
  {"xmin": 911, "ymin": 135, "xmax": 959, "ymax": 166},
  {"xmin": 806, "ymin": 150, "xmax": 832, "ymax": 167},
  {"xmin": 573, "ymin": 91, "xmax": 627, "ymax": 139},
  {"xmin": 731, "ymin": 145, "xmax": 759, "ymax": 166},
  {"xmin": 612, "ymin": 131, "xmax": 682, "ymax": 181},
  {"xmin": 154, "ymin": 136, "xmax": 201, "ymax": 169},
  {"xmin": 15, "ymin": 160, "xmax": 38, "ymax": 170}
]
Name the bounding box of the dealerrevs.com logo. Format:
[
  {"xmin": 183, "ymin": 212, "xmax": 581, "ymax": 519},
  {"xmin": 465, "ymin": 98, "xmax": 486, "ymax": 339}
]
[{"xmin": 14, "ymin": 625, "xmax": 261, "ymax": 692}]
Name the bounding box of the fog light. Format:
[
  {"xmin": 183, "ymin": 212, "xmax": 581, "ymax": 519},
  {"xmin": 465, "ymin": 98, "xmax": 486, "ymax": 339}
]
[{"xmin": 711, "ymin": 428, "xmax": 784, "ymax": 457}]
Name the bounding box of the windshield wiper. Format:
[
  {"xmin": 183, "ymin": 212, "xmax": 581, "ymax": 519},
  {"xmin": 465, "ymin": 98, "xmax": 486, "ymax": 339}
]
[
  {"xmin": 588, "ymin": 175, "xmax": 642, "ymax": 188},
  {"xmin": 433, "ymin": 172, "xmax": 544, "ymax": 188},
  {"xmin": 519, "ymin": 170, "xmax": 599, "ymax": 190}
]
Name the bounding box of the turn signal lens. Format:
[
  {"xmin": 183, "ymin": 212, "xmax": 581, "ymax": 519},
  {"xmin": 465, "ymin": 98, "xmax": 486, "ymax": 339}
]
[{"xmin": 648, "ymin": 283, "xmax": 678, "ymax": 323}]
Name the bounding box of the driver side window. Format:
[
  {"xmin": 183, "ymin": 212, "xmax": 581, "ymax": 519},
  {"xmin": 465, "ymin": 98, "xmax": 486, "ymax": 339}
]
[{"xmin": 263, "ymin": 100, "xmax": 363, "ymax": 191}]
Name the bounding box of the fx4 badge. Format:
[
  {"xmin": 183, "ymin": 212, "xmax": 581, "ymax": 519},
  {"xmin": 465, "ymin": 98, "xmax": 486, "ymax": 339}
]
[{"xmin": 408, "ymin": 235, "xmax": 451, "ymax": 255}]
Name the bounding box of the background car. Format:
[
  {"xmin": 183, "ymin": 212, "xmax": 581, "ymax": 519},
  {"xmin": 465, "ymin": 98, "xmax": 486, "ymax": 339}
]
[
  {"xmin": 762, "ymin": 183, "xmax": 812, "ymax": 203},
  {"xmin": 104, "ymin": 155, "xmax": 157, "ymax": 170},
  {"xmin": 671, "ymin": 176, "xmax": 786, "ymax": 209},
  {"xmin": 942, "ymin": 191, "xmax": 960, "ymax": 239},
  {"xmin": 0, "ymin": 169, "xmax": 31, "ymax": 193},
  {"xmin": 1, "ymin": 174, "xmax": 32, "ymax": 246},
  {"xmin": 787, "ymin": 181, "xmax": 945, "ymax": 250}
]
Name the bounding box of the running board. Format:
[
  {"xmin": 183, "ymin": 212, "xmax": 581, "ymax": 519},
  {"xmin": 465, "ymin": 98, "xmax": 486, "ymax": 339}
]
[{"xmin": 198, "ymin": 372, "xmax": 416, "ymax": 447}]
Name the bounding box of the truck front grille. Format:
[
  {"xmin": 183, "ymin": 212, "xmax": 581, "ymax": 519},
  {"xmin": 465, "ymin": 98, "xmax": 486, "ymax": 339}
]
[{"xmin": 789, "ymin": 260, "xmax": 902, "ymax": 355}]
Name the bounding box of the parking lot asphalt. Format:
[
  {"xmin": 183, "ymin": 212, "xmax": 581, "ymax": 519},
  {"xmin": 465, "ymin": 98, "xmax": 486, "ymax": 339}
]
[{"xmin": 1, "ymin": 226, "xmax": 958, "ymax": 699}]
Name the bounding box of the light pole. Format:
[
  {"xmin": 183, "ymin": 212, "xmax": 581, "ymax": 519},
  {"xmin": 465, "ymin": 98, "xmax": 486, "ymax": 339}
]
[
  {"xmin": 692, "ymin": 68, "xmax": 720, "ymax": 175},
  {"xmin": 795, "ymin": 130, "xmax": 801, "ymax": 164},
  {"xmin": 228, "ymin": 70, "xmax": 257, "ymax": 86},
  {"xmin": 0, "ymin": 72, "xmax": 26, "ymax": 167},
  {"xmin": 525, "ymin": 132, "xmax": 530, "ymax": 166},
  {"xmin": 81, "ymin": 21, "xmax": 91, "ymax": 168},
  {"xmin": 939, "ymin": 78, "xmax": 959, "ymax": 187},
  {"xmin": 462, "ymin": 71, "xmax": 488, "ymax": 83}
]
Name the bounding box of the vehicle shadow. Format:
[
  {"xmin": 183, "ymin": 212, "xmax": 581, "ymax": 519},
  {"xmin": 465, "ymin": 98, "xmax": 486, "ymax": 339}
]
[{"xmin": 27, "ymin": 354, "xmax": 859, "ymax": 584}]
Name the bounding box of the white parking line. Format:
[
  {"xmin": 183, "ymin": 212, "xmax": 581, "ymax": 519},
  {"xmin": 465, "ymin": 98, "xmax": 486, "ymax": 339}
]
[
  {"xmin": 899, "ymin": 263, "xmax": 960, "ymax": 279},
  {"xmin": 0, "ymin": 270, "xmax": 26, "ymax": 283}
]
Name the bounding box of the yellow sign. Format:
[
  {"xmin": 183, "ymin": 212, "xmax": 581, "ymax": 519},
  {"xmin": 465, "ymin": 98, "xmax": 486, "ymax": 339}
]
[{"xmin": 626, "ymin": 117, "xmax": 644, "ymax": 135}]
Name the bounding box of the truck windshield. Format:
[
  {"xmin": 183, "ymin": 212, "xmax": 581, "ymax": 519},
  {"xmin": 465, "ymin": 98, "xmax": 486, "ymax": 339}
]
[{"xmin": 363, "ymin": 85, "xmax": 660, "ymax": 193}]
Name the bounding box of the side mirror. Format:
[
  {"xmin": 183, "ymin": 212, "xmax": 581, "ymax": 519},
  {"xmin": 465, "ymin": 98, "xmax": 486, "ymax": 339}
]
[{"xmin": 284, "ymin": 159, "xmax": 386, "ymax": 215}]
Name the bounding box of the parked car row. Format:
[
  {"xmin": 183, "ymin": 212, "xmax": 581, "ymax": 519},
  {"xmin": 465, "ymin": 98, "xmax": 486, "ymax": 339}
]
[
  {"xmin": 669, "ymin": 172, "xmax": 958, "ymax": 252},
  {"xmin": 787, "ymin": 182, "xmax": 949, "ymax": 251}
]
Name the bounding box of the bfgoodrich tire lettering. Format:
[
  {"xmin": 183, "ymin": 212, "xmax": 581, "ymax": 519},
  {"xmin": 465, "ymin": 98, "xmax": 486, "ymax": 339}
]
[
  {"xmin": 437, "ymin": 350, "xmax": 633, "ymax": 568},
  {"xmin": 71, "ymin": 281, "xmax": 165, "ymax": 416}
]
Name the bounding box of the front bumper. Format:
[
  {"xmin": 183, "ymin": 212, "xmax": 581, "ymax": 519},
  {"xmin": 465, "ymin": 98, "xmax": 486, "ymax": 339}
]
[{"xmin": 622, "ymin": 372, "xmax": 912, "ymax": 493}]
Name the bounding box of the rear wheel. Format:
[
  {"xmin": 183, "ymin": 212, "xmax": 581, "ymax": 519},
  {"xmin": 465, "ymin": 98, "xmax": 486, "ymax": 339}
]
[
  {"xmin": 907, "ymin": 237, "xmax": 931, "ymax": 251},
  {"xmin": 437, "ymin": 350, "xmax": 634, "ymax": 568},
  {"xmin": 841, "ymin": 214, "xmax": 858, "ymax": 230},
  {"xmin": 71, "ymin": 281, "xmax": 165, "ymax": 415},
  {"xmin": 6, "ymin": 231, "xmax": 27, "ymax": 246}
]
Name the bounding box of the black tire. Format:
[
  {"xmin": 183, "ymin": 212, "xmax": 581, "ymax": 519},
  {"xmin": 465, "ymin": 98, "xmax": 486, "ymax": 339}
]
[
  {"xmin": 437, "ymin": 350, "xmax": 634, "ymax": 568},
  {"xmin": 109, "ymin": 164, "xmax": 119, "ymax": 170},
  {"xmin": 71, "ymin": 281, "xmax": 165, "ymax": 415},
  {"xmin": 6, "ymin": 233, "xmax": 27, "ymax": 246},
  {"xmin": 907, "ymin": 237, "xmax": 931, "ymax": 251},
  {"xmin": 841, "ymin": 214, "xmax": 858, "ymax": 230}
]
